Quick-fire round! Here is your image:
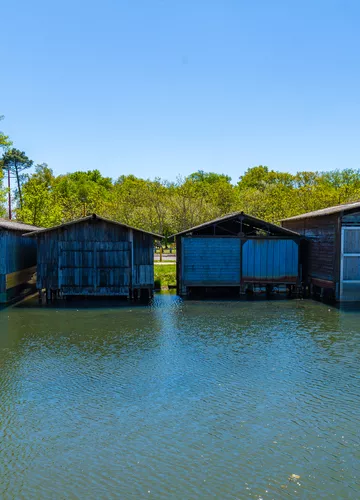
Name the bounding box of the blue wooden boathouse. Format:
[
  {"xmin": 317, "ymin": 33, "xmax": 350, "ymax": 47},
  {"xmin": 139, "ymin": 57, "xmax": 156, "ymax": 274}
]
[
  {"xmin": 0, "ymin": 219, "xmax": 40, "ymax": 303},
  {"xmin": 174, "ymin": 212, "xmax": 301, "ymax": 297},
  {"xmin": 25, "ymin": 214, "xmax": 162, "ymax": 300}
]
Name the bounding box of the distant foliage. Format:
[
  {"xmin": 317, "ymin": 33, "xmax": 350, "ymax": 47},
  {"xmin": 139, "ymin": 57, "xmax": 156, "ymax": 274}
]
[
  {"xmin": 1, "ymin": 132, "xmax": 360, "ymax": 234},
  {"xmin": 10, "ymin": 165, "xmax": 360, "ymax": 234},
  {"xmin": 2, "ymin": 110, "xmax": 360, "ymax": 231}
]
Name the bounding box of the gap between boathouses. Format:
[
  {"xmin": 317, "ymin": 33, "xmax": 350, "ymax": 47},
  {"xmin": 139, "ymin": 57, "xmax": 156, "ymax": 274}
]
[{"xmin": 0, "ymin": 202, "xmax": 358, "ymax": 303}]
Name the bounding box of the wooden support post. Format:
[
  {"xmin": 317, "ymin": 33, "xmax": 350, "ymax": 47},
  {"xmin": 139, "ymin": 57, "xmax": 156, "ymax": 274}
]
[{"xmin": 160, "ymin": 246, "xmax": 163, "ymax": 262}]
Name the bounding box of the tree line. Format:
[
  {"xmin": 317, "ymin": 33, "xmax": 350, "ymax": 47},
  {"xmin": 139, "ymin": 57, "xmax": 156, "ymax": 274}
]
[{"xmin": 2, "ymin": 116, "xmax": 360, "ymax": 237}]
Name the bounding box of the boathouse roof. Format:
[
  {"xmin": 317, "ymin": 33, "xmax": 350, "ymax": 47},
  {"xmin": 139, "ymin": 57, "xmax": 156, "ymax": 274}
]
[
  {"xmin": 280, "ymin": 201, "xmax": 360, "ymax": 222},
  {"xmin": 23, "ymin": 213, "xmax": 163, "ymax": 239},
  {"xmin": 0, "ymin": 218, "xmax": 41, "ymax": 232},
  {"xmin": 171, "ymin": 211, "xmax": 300, "ymax": 238}
]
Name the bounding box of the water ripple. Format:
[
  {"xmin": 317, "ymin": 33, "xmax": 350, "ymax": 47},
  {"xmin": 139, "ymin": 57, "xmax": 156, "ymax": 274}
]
[{"xmin": 0, "ymin": 297, "xmax": 359, "ymax": 498}]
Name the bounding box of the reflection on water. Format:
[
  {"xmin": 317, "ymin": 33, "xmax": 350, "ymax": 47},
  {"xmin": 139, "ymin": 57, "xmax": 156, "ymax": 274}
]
[{"xmin": 0, "ymin": 294, "xmax": 359, "ymax": 499}]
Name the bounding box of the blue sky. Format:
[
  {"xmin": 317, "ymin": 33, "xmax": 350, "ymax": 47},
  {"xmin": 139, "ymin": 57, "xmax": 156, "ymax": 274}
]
[{"xmin": 1, "ymin": 0, "xmax": 360, "ymax": 183}]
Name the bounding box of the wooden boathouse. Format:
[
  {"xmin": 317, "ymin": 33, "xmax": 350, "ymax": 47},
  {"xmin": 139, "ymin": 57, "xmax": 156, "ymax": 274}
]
[
  {"xmin": 173, "ymin": 212, "xmax": 301, "ymax": 297},
  {"xmin": 25, "ymin": 214, "xmax": 162, "ymax": 300},
  {"xmin": 281, "ymin": 201, "xmax": 360, "ymax": 301},
  {"xmin": 0, "ymin": 219, "xmax": 40, "ymax": 303}
]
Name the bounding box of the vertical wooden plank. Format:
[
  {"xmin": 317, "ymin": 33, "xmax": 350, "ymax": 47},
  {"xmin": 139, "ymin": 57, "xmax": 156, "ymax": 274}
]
[
  {"xmin": 58, "ymin": 242, "xmax": 62, "ymax": 291},
  {"xmin": 94, "ymin": 243, "xmax": 97, "ymax": 291},
  {"xmin": 129, "ymin": 229, "xmax": 133, "ymax": 296},
  {"xmin": 339, "ymin": 227, "xmax": 344, "ymax": 301}
]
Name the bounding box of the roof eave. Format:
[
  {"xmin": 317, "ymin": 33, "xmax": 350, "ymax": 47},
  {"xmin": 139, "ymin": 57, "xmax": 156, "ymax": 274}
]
[
  {"xmin": 171, "ymin": 211, "xmax": 300, "ymax": 238},
  {"xmin": 23, "ymin": 214, "xmax": 163, "ymax": 239}
]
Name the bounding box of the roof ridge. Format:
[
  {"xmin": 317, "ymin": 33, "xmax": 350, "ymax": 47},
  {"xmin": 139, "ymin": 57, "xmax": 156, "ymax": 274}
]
[
  {"xmin": 280, "ymin": 200, "xmax": 360, "ymax": 222},
  {"xmin": 23, "ymin": 213, "xmax": 163, "ymax": 239}
]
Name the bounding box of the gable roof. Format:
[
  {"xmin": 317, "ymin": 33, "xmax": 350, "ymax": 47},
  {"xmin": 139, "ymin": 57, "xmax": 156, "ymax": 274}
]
[
  {"xmin": 280, "ymin": 201, "xmax": 360, "ymax": 222},
  {"xmin": 24, "ymin": 214, "xmax": 163, "ymax": 239},
  {"xmin": 0, "ymin": 219, "xmax": 42, "ymax": 232},
  {"xmin": 171, "ymin": 211, "xmax": 300, "ymax": 238}
]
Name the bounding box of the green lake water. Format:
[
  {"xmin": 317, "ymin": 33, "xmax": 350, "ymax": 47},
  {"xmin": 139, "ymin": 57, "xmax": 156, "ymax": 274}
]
[{"xmin": 0, "ymin": 294, "xmax": 359, "ymax": 499}]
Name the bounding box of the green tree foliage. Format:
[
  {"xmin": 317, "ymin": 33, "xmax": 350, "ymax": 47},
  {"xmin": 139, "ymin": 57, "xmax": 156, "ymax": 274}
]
[
  {"xmin": 55, "ymin": 170, "xmax": 113, "ymax": 221},
  {"xmin": 13, "ymin": 165, "xmax": 360, "ymax": 233},
  {"xmin": 2, "ymin": 148, "xmax": 33, "ymax": 209},
  {"xmin": 16, "ymin": 164, "xmax": 62, "ymax": 226}
]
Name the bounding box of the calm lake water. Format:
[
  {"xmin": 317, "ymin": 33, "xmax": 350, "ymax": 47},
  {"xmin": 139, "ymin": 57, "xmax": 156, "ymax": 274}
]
[{"xmin": 0, "ymin": 294, "xmax": 359, "ymax": 499}]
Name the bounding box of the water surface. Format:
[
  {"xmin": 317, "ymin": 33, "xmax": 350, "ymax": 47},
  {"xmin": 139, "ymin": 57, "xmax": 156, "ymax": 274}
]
[{"xmin": 0, "ymin": 295, "xmax": 359, "ymax": 499}]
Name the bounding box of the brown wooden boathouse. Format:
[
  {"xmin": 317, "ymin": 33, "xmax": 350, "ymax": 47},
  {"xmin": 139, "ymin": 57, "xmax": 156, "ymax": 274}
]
[{"xmin": 281, "ymin": 201, "xmax": 360, "ymax": 301}]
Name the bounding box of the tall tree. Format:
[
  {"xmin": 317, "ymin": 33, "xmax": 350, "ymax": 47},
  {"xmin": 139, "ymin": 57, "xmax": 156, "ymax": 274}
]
[
  {"xmin": 0, "ymin": 116, "xmax": 12, "ymax": 217},
  {"xmin": 2, "ymin": 148, "xmax": 33, "ymax": 216},
  {"xmin": 16, "ymin": 164, "xmax": 62, "ymax": 227}
]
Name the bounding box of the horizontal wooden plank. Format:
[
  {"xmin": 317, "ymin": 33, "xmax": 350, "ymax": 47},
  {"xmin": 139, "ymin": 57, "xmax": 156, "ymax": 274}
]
[{"xmin": 6, "ymin": 266, "xmax": 36, "ymax": 290}]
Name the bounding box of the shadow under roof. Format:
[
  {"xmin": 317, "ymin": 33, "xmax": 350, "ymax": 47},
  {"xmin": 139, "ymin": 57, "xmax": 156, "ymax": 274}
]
[{"xmin": 171, "ymin": 211, "xmax": 300, "ymax": 238}]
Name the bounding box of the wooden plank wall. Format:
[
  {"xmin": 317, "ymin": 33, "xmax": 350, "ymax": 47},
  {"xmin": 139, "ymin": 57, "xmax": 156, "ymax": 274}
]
[
  {"xmin": 132, "ymin": 231, "xmax": 154, "ymax": 287},
  {"xmin": 242, "ymin": 239, "xmax": 299, "ymax": 283},
  {"xmin": 282, "ymin": 216, "xmax": 338, "ymax": 283},
  {"xmin": 182, "ymin": 237, "xmax": 241, "ymax": 286},
  {"xmin": 36, "ymin": 219, "xmax": 155, "ymax": 295},
  {"xmin": 0, "ymin": 230, "xmax": 37, "ymax": 275}
]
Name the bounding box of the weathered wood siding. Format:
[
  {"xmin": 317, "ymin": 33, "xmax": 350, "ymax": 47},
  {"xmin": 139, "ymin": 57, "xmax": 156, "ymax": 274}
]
[
  {"xmin": 133, "ymin": 232, "xmax": 154, "ymax": 286},
  {"xmin": 0, "ymin": 230, "xmax": 37, "ymax": 276},
  {"xmin": 242, "ymin": 239, "xmax": 299, "ymax": 283},
  {"xmin": 282, "ymin": 216, "xmax": 338, "ymax": 284},
  {"xmin": 36, "ymin": 219, "xmax": 154, "ymax": 296},
  {"xmin": 0, "ymin": 229, "xmax": 37, "ymax": 301},
  {"xmin": 182, "ymin": 237, "xmax": 241, "ymax": 287}
]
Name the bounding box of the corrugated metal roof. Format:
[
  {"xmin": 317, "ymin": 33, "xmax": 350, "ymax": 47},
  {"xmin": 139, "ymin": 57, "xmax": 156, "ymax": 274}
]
[
  {"xmin": 280, "ymin": 201, "xmax": 360, "ymax": 222},
  {"xmin": 24, "ymin": 214, "xmax": 163, "ymax": 239},
  {"xmin": 171, "ymin": 211, "xmax": 300, "ymax": 238},
  {"xmin": 0, "ymin": 219, "xmax": 41, "ymax": 232}
]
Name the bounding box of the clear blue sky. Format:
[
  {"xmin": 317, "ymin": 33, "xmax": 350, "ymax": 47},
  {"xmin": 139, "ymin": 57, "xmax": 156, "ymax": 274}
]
[{"xmin": 1, "ymin": 0, "xmax": 360, "ymax": 183}]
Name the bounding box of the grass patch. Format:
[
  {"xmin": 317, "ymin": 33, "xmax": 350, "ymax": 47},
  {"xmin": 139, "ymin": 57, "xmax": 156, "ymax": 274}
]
[
  {"xmin": 154, "ymin": 250, "xmax": 176, "ymax": 255},
  {"xmin": 154, "ymin": 264, "xmax": 176, "ymax": 289}
]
